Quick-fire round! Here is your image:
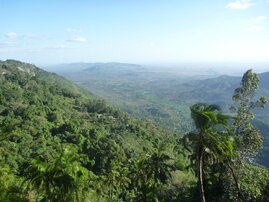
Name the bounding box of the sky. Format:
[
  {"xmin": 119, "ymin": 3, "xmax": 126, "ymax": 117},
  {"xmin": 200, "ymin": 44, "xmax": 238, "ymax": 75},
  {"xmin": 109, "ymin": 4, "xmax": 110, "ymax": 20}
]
[{"xmin": 1, "ymin": 0, "xmax": 269, "ymax": 66}]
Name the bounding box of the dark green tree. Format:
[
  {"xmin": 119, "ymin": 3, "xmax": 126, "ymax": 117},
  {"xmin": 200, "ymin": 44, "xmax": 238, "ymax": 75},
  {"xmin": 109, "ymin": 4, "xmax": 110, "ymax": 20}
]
[
  {"xmin": 24, "ymin": 144, "xmax": 93, "ymax": 201},
  {"xmin": 102, "ymin": 161, "xmax": 130, "ymax": 201},
  {"xmin": 232, "ymin": 69, "xmax": 267, "ymax": 160},
  {"xmin": 185, "ymin": 103, "xmax": 234, "ymax": 202},
  {"xmin": 226, "ymin": 69, "xmax": 268, "ymax": 201},
  {"xmin": 132, "ymin": 139, "xmax": 173, "ymax": 202}
]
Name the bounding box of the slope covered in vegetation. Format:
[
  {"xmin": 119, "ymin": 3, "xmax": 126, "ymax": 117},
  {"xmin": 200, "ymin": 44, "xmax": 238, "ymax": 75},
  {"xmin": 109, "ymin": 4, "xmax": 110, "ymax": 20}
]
[
  {"xmin": 0, "ymin": 60, "xmax": 192, "ymax": 201},
  {"xmin": 59, "ymin": 63, "xmax": 269, "ymax": 167},
  {"xmin": 0, "ymin": 60, "xmax": 269, "ymax": 202}
]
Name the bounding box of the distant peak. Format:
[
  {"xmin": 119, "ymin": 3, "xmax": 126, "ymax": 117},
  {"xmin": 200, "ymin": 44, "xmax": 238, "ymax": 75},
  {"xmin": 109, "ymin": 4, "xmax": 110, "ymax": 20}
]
[{"xmin": 1, "ymin": 59, "xmax": 38, "ymax": 76}]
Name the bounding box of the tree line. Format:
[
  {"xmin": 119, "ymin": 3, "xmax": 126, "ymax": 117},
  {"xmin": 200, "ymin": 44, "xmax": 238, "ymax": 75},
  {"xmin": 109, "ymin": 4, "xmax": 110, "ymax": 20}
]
[{"xmin": 0, "ymin": 60, "xmax": 269, "ymax": 201}]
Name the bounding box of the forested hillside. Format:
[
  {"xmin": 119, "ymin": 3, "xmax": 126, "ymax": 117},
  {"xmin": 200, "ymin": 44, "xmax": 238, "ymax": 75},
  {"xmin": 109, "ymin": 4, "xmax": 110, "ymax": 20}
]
[
  {"xmin": 0, "ymin": 60, "xmax": 190, "ymax": 201},
  {"xmin": 1, "ymin": 60, "xmax": 269, "ymax": 202},
  {"xmin": 57, "ymin": 63, "xmax": 197, "ymax": 133},
  {"xmin": 58, "ymin": 63, "xmax": 269, "ymax": 167}
]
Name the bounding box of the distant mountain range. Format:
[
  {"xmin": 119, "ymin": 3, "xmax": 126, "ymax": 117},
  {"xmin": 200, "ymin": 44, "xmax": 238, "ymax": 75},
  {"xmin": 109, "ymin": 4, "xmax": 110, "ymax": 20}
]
[
  {"xmin": 1, "ymin": 60, "xmax": 191, "ymax": 201},
  {"xmin": 52, "ymin": 62, "xmax": 269, "ymax": 167}
]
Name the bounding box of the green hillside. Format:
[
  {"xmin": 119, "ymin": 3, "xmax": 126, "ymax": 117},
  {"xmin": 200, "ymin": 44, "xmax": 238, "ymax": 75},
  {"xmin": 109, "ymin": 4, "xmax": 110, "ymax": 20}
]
[
  {"xmin": 59, "ymin": 63, "xmax": 196, "ymax": 133},
  {"xmin": 1, "ymin": 60, "xmax": 269, "ymax": 201},
  {"xmin": 0, "ymin": 60, "xmax": 193, "ymax": 201},
  {"xmin": 59, "ymin": 63, "xmax": 269, "ymax": 167}
]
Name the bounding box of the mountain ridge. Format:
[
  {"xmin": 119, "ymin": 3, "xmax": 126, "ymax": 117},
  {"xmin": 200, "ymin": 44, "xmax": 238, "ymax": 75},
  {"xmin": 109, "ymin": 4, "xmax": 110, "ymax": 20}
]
[{"xmin": 54, "ymin": 62, "xmax": 269, "ymax": 167}]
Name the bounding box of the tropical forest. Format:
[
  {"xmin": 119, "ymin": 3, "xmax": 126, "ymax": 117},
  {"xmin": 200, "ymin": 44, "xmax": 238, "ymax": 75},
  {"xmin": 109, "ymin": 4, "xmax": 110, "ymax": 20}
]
[{"xmin": 1, "ymin": 1, "xmax": 269, "ymax": 201}]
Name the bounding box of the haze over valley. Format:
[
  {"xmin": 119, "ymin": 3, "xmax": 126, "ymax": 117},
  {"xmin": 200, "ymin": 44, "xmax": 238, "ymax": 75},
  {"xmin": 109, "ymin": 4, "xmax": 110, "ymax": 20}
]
[
  {"xmin": 47, "ymin": 62, "xmax": 269, "ymax": 166},
  {"xmin": 1, "ymin": 0, "xmax": 269, "ymax": 201}
]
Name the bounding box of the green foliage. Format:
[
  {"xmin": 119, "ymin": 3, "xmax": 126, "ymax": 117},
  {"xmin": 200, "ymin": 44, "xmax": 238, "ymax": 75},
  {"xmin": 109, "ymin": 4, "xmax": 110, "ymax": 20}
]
[
  {"xmin": 61, "ymin": 65, "xmax": 269, "ymax": 167},
  {"xmin": 61, "ymin": 63, "xmax": 194, "ymax": 133},
  {"xmin": 232, "ymin": 69, "xmax": 267, "ymax": 159},
  {"xmin": 185, "ymin": 103, "xmax": 235, "ymax": 202},
  {"xmin": 24, "ymin": 144, "xmax": 92, "ymax": 201},
  {"xmin": 0, "ymin": 61, "xmax": 268, "ymax": 202},
  {"xmin": 133, "ymin": 140, "xmax": 174, "ymax": 201},
  {"xmin": 0, "ymin": 60, "xmax": 185, "ymax": 201},
  {"xmin": 204, "ymin": 70, "xmax": 269, "ymax": 202}
]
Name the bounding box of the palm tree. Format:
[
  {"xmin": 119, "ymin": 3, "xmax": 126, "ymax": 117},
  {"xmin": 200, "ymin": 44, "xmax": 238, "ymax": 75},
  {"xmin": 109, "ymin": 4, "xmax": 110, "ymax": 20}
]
[
  {"xmin": 103, "ymin": 161, "xmax": 131, "ymax": 200},
  {"xmin": 146, "ymin": 140, "xmax": 174, "ymax": 201},
  {"xmin": 24, "ymin": 144, "xmax": 91, "ymax": 202},
  {"xmin": 131, "ymin": 158, "xmax": 149, "ymax": 201},
  {"xmin": 185, "ymin": 103, "xmax": 233, "ymax": 202},
  {"xmin": 132, "ymin": 139, "xmax": 173, "ymax": 202}
]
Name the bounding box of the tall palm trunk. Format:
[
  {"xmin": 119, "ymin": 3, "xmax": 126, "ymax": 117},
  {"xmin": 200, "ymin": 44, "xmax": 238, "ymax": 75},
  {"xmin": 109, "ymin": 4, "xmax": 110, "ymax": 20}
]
[
  {"xmin": 226, "ymin": 161, "xmax": 243, "ymax": 201},
  {"xmin": 109, "ymin": 183, "xmax": 112, "ymax": 199},
  {"xmin": 197, "ymin": 145, "xmax": 206, "ymax": 202}
]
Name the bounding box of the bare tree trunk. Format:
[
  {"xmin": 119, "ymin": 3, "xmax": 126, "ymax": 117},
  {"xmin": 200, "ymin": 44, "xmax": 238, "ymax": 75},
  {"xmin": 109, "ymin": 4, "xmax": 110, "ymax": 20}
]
[
  {"xmin": 198, "ymin": 146, "xmax": 206, "ymax": 202},
  {"xmin": 226, "ymin": 162, "xmax": 243, "ymax": 202},
  {"xmin": 109, "ymin": 183, "xmax": 112, "ymax": 199}
]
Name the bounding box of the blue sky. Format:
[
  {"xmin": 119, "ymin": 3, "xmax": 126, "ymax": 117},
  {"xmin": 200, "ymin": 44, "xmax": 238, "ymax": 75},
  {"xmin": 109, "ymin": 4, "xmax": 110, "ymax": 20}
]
[{"xmin": 1, "ymin": 0, "xmax": 269, "ymax": 65}]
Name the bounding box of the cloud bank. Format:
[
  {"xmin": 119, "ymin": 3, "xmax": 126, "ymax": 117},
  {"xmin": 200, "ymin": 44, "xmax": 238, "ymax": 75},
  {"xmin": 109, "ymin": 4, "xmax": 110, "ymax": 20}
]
[
  {"xmin": 67, "ymin": 37, "xmax": 88, "ymax": 43},
  {"xmin": 226, "ymin": 0, "xmax": 255, "ymax": 10}
]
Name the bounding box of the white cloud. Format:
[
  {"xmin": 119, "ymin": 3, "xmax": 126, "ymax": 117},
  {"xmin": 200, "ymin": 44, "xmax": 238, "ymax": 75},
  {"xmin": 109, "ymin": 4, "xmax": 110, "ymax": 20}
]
[
  {"xmin": 0, "ymin": 42, "xmax": 14, "ymax": 47},
  {"xmin": 0, "ymin": 42, "xmax": 20, "ymax": 52},
  {"xmin": 149, "ymin": 42, "xmax": 157, "ymax": 48},
  {"xmin": 226, "ymin": 0, "xmax": 255, "ymax": 10},
  {"xmin": 249, "ymin": 16, "xmax": 267, "ymax": 23},
  {"xmin": 5, "ymin": 32, "xmax": 18, "ymax": 38},
  {"xmin": 21, "ymin": 33, "xmax": 48, "ymax": 40},
  {"xmin": 245, "ymin": 25, "xmax": 264, "ymax": 32},
  {"xmin": 0, "ymin": 42, "xmax": 22, "ymax": 53},
  {"xmin": 244, "ymin": 16, "xmax": 267, "ymax": 33},
  {"xmin": 4, "ymin": 32, "xmax": 47, "ymax": 40},
  {"xmin": 65, "ymin": 28, "xmax": 82, "ymax": 33},
  {"xmin": 67, "ymin": 36, "xmax": 88, "ymax": 43},
  {"xmin": 45, "ymin": 45, "xmax": 68, "ymax": 50}
]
